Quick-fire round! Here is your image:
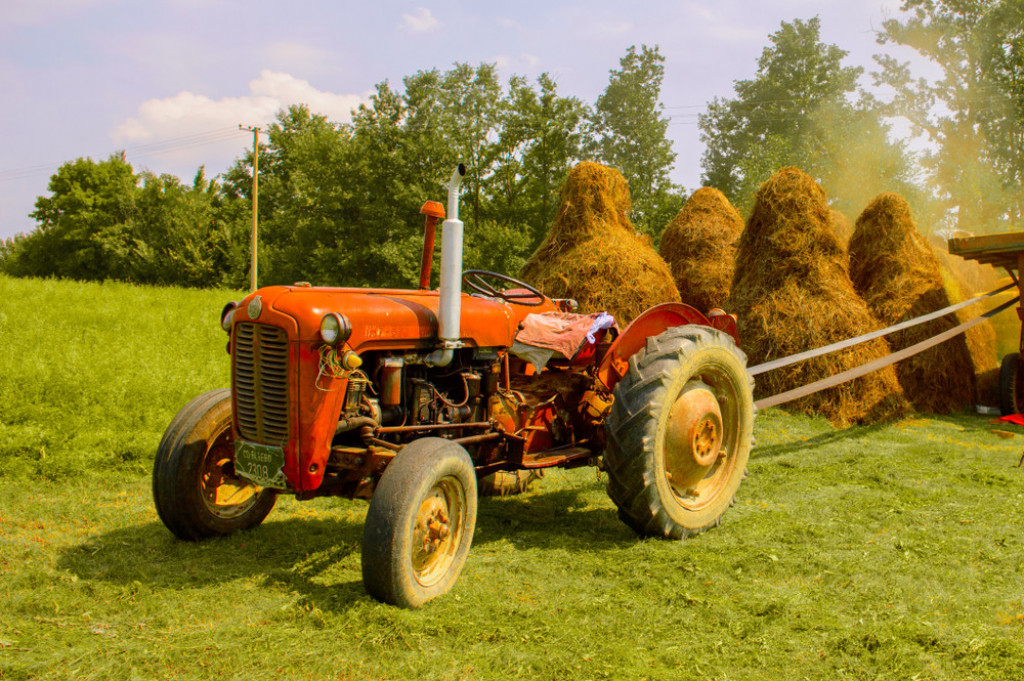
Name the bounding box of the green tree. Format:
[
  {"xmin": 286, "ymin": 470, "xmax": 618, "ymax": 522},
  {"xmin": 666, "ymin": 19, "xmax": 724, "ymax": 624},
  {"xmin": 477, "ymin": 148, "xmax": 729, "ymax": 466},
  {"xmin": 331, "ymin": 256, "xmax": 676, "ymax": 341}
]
[
  {"xmin": 8, "ymin": 155, "xmax": 139, "ymax": 281},
  {"xmin": 701, "ymin": 19, "xmax": 860, "ymax": 205},
  {"xmin": 590, "ymin": 45, "xmax": 681, "ymax": 236},
  {"xmin": 876, "ymin": 0, "xmax": 1024, "ymax": 231},
  {"xmin": 488, "ymin": 73, "xmax": 590, "ymax": 250},
  {"xmin": 128, "ymin": 168, "xmax": 237, "ymax": 287},
  {"xmin": 700, "ymin": 17, "xmax": 922, "ymax": 218}
]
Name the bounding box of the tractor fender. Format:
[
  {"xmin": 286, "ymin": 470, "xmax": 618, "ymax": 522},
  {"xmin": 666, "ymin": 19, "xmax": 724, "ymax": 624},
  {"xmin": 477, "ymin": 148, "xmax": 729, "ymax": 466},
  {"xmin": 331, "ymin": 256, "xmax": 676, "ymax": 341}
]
[{"xmin": 595, "ymin": 302, "xmax": 740, "ymax": 392}]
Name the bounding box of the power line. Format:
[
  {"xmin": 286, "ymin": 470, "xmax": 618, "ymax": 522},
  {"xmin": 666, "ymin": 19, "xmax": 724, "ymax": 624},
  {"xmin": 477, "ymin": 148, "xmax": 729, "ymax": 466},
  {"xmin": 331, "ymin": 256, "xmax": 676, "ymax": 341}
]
[{"xmin": 0, "ymin": 126, "xmax": 249, "ymax": 183}]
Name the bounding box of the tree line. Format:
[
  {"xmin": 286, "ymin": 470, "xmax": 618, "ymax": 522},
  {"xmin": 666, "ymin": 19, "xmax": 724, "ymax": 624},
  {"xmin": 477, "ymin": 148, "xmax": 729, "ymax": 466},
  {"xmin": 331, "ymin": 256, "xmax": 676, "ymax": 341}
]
[{"xmin": 3, "ymin": 1, "xmax": 1023, "ymax": 289}]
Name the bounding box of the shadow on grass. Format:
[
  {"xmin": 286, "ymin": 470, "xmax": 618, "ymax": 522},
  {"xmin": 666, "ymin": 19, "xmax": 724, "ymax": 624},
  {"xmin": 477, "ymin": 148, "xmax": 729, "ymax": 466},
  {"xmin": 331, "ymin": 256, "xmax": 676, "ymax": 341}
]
[
  {"xmin": 754, "ymin": 421, "xmax": 892, "ymax": 459},
  {"xmin": 926, "ymin": 410, "xmax": 1019, "ymax": 434},
  {"xmin": 475, "ymin": 486, "xmax": 635, "ymax": 549},
  {"xmin": 57, "ymin": 482, "xmax": 634, "ymax": 612},
  {"xmin": 57, "ymin": 515, "xmax": 369, "ymax": 607}
]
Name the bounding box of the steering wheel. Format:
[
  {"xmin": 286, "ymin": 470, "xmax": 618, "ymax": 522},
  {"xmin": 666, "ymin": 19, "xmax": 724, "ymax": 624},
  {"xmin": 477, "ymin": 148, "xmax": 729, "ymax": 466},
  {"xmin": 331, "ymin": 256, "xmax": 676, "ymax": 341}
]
[{"xmin": 462, "ymin": 269, "xmax": 547, "ymax": 306}]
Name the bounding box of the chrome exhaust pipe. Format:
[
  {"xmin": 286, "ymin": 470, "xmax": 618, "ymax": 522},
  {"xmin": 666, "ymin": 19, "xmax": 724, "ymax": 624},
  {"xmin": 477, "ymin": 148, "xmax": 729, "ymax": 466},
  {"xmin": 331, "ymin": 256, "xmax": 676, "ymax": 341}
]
[{"xmin": 427, "ymin": 163, "xmax": 466, "ymax": 367}]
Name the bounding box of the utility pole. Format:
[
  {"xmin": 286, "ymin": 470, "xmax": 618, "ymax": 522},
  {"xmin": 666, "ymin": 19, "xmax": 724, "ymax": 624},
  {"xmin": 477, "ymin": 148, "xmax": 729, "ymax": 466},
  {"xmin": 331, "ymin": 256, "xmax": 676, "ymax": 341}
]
[{"xmin": 240, "ymin": 125, "xmax": 262, "ymax": 292}]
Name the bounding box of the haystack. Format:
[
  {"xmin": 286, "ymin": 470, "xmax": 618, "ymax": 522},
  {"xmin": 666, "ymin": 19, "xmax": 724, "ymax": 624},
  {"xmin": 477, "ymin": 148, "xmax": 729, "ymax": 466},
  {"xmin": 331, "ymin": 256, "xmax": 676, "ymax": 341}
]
[
  {"xmin": 849, "ymin": 192, "xmax": 996, "ymax": 412},
  {"xmin": 829, "ymin": 209, "xmax": 854, "ymax": 250},
  {"xmin": 520, "ymin": 162, "xmax": 680, "ymax": 325},
  {"xmin": 658, "ymin": 187, "xmax": 742, "ymax": 312},
  {"xmin": 730, "ymin": 167, "xmax": 908, "ymax": 426}
]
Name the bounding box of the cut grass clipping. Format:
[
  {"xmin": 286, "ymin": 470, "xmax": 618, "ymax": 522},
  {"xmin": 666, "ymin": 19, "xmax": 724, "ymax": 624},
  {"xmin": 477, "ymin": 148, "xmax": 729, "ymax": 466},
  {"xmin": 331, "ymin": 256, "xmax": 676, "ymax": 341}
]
[
  {"xmin": 849, "ymin": 193, "xmax": 991, "ymax": 413},
  {"xmin": 659, "ymin": 186, "xmax": 742, "ymax": 313},
  {"xmin": 729, "ymin": 167, "xmax": 909, "ymax": 426},
  {"xmin": 520, "ymin": 161, "xmax": 679, "ymax": 325}
]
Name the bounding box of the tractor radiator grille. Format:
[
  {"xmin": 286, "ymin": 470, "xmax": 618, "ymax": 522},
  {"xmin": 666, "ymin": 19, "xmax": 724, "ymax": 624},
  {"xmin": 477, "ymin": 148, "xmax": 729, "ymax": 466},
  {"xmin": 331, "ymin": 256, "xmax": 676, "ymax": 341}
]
[{"xmin": 234, "ymin": 322, "xmax": 290, "ymax": 444}]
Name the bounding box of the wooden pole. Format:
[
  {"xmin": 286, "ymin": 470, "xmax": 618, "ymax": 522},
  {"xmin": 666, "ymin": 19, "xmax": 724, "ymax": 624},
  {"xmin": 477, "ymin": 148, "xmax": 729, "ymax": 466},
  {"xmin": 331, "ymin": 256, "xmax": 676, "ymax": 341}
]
[{"xmin": 240, "ymin": 125, "xmax": 262, "ymax": 292}]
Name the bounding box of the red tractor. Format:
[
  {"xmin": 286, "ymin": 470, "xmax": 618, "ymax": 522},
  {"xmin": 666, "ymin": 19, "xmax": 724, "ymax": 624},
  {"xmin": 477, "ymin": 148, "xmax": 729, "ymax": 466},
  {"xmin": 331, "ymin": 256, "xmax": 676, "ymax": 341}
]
[{"xmin": 153, "ymin": 165, "xmax": 755, "ymax": 608}]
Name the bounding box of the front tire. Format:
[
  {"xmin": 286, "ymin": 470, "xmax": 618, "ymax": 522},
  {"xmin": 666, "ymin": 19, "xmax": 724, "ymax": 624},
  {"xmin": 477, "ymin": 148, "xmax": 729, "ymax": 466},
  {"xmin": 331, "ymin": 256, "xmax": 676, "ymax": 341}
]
[
  {"xmin": 362, "ymin": 438, "xmax": 477, "ymax": 608},
  {"xmin": 604, "ymin": 326, "xmax": 754, "ymax": 539},
  {"xmin": 153, "ymin": 389, "xmax": 276, "ymax": 541}
]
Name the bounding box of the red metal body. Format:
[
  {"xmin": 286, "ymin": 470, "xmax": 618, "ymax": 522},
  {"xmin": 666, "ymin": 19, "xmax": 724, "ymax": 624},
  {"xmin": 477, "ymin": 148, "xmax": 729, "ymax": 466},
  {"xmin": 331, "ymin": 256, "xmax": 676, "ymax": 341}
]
[{"xmin": 229, "ymin": 284, "xmax": 559, "ymax": 495}]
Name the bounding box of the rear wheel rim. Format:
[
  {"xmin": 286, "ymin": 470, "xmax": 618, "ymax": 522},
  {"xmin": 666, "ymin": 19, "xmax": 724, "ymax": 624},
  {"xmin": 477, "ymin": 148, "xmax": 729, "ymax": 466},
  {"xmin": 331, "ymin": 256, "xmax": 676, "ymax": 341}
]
[
  {"xmin": 199, "ymin": 425, "xmax": 262, "ymax": 520},
  {"xmin": 662, "ymin": 367, "xmax": 741, "ymax": 513}
]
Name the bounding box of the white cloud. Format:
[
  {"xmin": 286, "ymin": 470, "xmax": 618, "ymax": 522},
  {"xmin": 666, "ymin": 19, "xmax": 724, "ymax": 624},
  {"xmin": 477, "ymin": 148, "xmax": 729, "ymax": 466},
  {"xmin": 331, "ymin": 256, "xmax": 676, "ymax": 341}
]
[
  {"xmin": 400, "ymin": 7, "xmax": 440, "ymax": 33},
  {"xmin": 109, "ymin": 71, "xmax": 368, "ymax": 174},
  {"xmin": 493, "ymin": 53, "xmax": 542, "ymax": 74},
  {"xmin": 113, "ymin": 70, "xmax": 366, "ymax": 145}
]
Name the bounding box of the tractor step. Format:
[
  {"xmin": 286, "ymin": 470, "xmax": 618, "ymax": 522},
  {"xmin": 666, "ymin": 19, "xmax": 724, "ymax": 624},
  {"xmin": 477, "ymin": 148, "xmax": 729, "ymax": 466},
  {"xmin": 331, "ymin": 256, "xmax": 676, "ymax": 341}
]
[{"xmin": 521, "ymin": 446, "xmax": 593, "ymax": 469}]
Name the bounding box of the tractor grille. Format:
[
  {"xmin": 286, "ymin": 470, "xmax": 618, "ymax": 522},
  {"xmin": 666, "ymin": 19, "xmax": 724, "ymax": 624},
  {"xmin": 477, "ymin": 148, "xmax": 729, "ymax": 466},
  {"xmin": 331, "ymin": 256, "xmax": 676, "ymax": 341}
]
[{"xmin": 234, "ymin": 322, "xmax": 290, "ymax": 444}]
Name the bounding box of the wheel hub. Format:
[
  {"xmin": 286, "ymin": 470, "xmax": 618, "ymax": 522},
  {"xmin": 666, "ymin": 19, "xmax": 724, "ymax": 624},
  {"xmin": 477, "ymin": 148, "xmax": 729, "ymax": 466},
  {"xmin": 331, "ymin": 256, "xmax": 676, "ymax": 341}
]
[
  {"xmin": 412, "ymin": 483, "xmax": 461, "ymax": 584},
  {"xmin": 664, "ymin": 386, "xmax": 723, "ymax": 491},
  {"xmin": 418, "ymin": 498, "xmax": 451, "ymax": 554},
  {"xmin": 199, "ymin": 438, "xmax": 260, "ymax": 519}
]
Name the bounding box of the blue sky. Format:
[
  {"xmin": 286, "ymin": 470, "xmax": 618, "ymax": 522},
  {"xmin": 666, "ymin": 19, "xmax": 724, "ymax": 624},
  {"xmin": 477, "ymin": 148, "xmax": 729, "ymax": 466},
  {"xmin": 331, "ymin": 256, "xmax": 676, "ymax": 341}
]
[{"xmin": 0, "ymin": 0, "xmax": 911, "ymax": 241}]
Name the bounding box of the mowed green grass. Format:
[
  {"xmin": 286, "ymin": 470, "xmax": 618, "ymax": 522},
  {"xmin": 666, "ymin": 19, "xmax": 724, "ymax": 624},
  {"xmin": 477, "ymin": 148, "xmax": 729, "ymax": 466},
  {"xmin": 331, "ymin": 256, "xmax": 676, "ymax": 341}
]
[{"xmin": 2, "ymin": 273, "xmax": 1024, "ymax": 680}]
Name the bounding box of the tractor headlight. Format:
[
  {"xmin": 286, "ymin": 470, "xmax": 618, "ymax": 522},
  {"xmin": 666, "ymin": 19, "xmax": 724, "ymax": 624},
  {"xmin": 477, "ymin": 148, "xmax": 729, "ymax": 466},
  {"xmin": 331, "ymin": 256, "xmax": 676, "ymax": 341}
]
[
  {"xmin": 220, "ymin": 301, "xmax": 238, "ymax": 332},
  {"xmin": 320, "ymin": 313, "xmax": 352, "ymax": 346}
]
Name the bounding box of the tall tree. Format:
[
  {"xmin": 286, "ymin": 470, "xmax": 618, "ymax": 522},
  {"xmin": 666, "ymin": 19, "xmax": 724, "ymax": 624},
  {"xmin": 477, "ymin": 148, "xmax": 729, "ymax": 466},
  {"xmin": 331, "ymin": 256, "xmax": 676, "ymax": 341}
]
[
  {"xmin": 876, "ymin": 0, "xmax": 1024, "ymax": 231},
  {"xmin": 700, "ymin": 17, "xmax": 922, "ymax": 217},
  {"xmin": 590, "ymin": 45, "xmax": 681, "ymax": 236},
  {"xmin": 488, "ymin": 73, "xmax": 590, "ymax": 249},
  {"xmin": 14, "ymin": 155, "xmax": 138, "ymax": 281},
  {"xmin": 701, "ymin": 19, "xmax": 860, "ymax": 205}
]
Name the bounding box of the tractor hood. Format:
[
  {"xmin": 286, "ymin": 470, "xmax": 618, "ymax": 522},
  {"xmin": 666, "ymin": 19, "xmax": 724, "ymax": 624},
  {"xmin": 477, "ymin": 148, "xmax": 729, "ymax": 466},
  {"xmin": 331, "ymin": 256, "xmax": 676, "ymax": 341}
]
[{"xmin": 236, "ymin": 285, "xmax": 549, "ymax": 352}]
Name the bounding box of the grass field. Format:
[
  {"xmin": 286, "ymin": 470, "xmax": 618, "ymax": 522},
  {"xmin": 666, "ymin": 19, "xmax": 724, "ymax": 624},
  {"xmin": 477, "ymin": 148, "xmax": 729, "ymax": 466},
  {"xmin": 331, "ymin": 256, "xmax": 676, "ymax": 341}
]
[{"xmin": 2, "ymin": 274, "xmax": 1024, "ymax": 680}]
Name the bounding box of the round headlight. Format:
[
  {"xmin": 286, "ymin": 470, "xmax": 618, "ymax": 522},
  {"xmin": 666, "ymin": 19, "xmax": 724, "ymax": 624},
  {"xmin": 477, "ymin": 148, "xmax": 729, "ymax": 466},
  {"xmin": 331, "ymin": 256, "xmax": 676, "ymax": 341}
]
[
  {"xmin": 320, "ymin": 313, "xmax": 352, "ymax": 345},
  {"xmin": 320, "ymin": 314, "xmax": 340, "ymax": 344},
  {"xmin": 220, "ymin": 301, "xmax": 238, "ymax": 332}
]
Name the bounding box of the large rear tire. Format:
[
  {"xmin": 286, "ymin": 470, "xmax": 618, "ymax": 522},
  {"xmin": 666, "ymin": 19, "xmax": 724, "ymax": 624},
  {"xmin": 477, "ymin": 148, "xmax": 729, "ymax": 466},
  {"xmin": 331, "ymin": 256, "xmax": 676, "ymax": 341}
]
[
  {"xmin": 999, "ymin": 352, "xmax": 1022, "ymax": 416},
  {"xmin": 604, "ymin": 325, "xmax": 754, "ymax": 539},
  {"xmin": 153, "ymin": 389, "xmax": 276, "ymax": 541},
  {"xmin": 362, "ymin": 438, "xmax": 477, "ymax": 608}
]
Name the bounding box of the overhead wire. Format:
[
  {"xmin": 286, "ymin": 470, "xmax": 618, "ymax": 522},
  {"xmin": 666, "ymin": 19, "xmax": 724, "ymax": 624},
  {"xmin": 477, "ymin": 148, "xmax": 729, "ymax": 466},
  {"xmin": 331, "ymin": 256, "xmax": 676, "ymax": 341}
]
[{"xmin": 0, "ymin": 126, "xmax": 249, "ymax": 183}]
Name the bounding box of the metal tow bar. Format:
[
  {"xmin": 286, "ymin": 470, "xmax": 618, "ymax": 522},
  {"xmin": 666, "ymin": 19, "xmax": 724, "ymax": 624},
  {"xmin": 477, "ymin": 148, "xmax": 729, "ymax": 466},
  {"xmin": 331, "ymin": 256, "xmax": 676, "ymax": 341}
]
[{"xmin": 750, "ymin": 282, "xmax": 1019, "ymax": 410}]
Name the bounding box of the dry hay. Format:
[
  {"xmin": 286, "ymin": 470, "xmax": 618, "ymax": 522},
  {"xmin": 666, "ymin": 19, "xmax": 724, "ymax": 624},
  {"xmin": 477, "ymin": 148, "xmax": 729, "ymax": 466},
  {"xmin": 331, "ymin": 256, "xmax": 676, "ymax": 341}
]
[
  {"xmin": 520, "ymin": 161, "xmax": 679, "ymax": 325},
  {"xmin": 829, "ymin": 209, "xmax": 854, "ymax": 250},
  {"xmin": 658, "ymin": 186, "xmax": 742, "ymax": 312},
  {"xmin": 938, "ymin": 252, "xmax": 1001, "ymax": 406},
  {"xmin": 730, "ymin": 167, "xmax": 908, "ymax": 426},
  {"xmin": 849, "ymin": 192, "xmax": 995, "ymax": 412}
]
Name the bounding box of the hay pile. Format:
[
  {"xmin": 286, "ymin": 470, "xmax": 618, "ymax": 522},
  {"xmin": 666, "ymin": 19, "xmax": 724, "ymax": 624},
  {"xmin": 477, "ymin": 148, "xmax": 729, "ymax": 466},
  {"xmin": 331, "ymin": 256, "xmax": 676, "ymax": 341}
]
[
  {"xmin": 520, "ymin": 162, "xmax": 680, "ymax": 325},
  {"xmin": 931, "ymin": 239, "xmax": 1006, "ymax": 403},
  {"xmin": 730, "ymin": 167, "xmax": 908, "ymax": 426},
  {"xmin": 848, "ymin": 192, "xmax": 995, "ymax": 412},
  {"xmin": 829, "ymin": 209, "xmax": 854, "ymax": 250},
  {"xmin": 658, "ymin": 187, "xmax": 742, "ymax": 312}
]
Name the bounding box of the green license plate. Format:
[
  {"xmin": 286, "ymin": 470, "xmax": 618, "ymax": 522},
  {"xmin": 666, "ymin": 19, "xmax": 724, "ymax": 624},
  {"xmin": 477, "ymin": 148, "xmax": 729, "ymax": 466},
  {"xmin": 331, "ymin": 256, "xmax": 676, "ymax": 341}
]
[{"xmin": 234, "ymin": 441, "xmax": 288, "ymax": 489}]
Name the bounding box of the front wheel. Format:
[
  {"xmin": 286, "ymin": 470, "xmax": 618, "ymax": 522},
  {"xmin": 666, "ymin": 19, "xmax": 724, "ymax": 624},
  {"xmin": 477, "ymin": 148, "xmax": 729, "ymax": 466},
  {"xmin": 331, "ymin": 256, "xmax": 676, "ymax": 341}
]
[
  {"xmin": 362, "ymin": 438, "xmax": 478, "ymax": 608},
  {"xmin": 604, "ymin": 326, "xmax": 754, "ymax": 539},
  {"xmin": 153, "ymin": 389, "xmax": 276, "ymax": 541}
]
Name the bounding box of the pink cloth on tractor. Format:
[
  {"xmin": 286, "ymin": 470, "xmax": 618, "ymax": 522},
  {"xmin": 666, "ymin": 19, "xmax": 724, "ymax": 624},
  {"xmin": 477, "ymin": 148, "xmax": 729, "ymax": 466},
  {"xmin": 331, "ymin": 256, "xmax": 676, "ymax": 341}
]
[{"xmin": 511, "ymin": 311, "xmax": 618, "ymax": 371}]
